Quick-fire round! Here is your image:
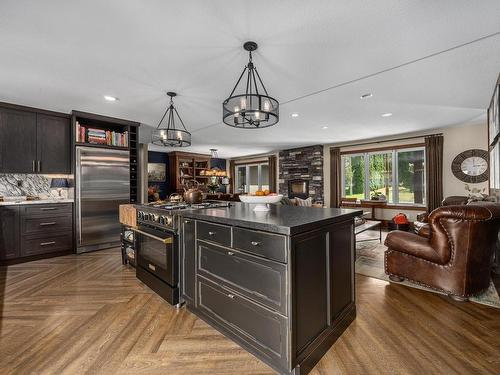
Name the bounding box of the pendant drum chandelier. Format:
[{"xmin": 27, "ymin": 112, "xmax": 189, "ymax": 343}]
[
  {"xmin": 152, "ymin": 92, "xmax": 191, "ymax": 147},
  {"xmin": 223, "ymin": 41, "xmax": 279, "ymax": 129}
]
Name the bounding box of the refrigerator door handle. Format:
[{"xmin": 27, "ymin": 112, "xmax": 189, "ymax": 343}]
[{"xmin": 76, "ymin": 148, "xmax": 82, "ymax": 246}]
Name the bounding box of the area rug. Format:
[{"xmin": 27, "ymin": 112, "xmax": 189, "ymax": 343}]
[{"xmin": 355, "ymin": 231, "xmax": 500, "ymax": 309}]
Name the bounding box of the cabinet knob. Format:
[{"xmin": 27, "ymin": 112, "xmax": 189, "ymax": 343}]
[
  {"xmin": 208, "ymin": 231, "xmax": 216, "ymax": 236},
  {"xmin": 227, "ymin": 251, "xmax": 235, "ymax": 256},
  {"xmin": 184, "ymin": 220, "xmax": 191, "ymax": 224},
  {"xmin": 251, "ymin": 241, "xmax": 261, "ymax": 246},
  {"xmin": 227, "ymin": 294, "xmax": 235, "ymax": 299}
]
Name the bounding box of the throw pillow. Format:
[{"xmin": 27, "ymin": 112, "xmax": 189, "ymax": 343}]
[{"xmin": 295, "ymin": 197, "xmax": 312, "ymax": 207}]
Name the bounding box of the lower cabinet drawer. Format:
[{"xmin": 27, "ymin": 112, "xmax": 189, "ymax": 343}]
[
  {"xmin": 21, "ymin": 232, "xmax": 73, "ymax": 256},
  {"xmin": 21, "ymin": 203, "xmax": 72, "ymax": 217},
  {"xmin": 22, "ymin": 215, "xmax": 72, "ymax": 235},
  {"xmin": 198, "ymin": 242, "xmax": 287, "ymax": 314},
  {"xmin": 198, "ymin": 277, "xmax": 288, "ymax": 366}
]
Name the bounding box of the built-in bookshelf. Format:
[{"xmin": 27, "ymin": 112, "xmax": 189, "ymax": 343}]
[
  {"xmin": 76, "ymin": 121, "xmax": 129, "ymax": 148},
  {"xmin": 168, "ymin": 151, "xmax": 211, "ymax": 193},
  {"xmin": 71, "ymin": 111, "xmax": 140, "ymax": 203}
]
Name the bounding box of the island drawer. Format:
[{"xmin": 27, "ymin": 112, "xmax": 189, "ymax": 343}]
[
  {"xmin": 196, "ymin": 221, "xmax": 231, "ymax": 247},
  {"xmin": 197, "ymin": 277, "xmax": 288, "ymax": 366},
  {"xmin": 21, "ymin": 203, "xmax": 72, "ymax": 218},
  {"xmin": 198, "ymin": 242, "xmax": 287, "ymax": 314},
  {"xmin": 232, "ymin": 227, "xmax": 287, "ymax": 263}
]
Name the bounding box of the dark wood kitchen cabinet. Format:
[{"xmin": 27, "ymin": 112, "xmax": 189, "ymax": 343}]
[
  {"xmin": 0, "ymin": 206, "xmax": 20, "ymax": 260},
  {"xmin": 0, "ymin": 203, "xmax": 73, "ymax": 264},
  {"xmin": 36, "ymin": 114, "xmax": 71, "ymax": 174},
  {"xmin": 0, "ymin": 108, "xmax": 37, "ymax": 173},
  {"xmin": 0, "ymin": 103, "xmax": 71, "ymax": 174}
]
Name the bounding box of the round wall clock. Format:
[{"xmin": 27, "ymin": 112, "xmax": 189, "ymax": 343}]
[{"xmin": 451, "ymin": 149, "xmax": 489, "ymax": 183}]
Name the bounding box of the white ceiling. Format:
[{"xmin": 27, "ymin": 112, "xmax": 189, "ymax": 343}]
[{"xmin": 0, "ymin": 0, "xmax": 499, "ymax": 158}]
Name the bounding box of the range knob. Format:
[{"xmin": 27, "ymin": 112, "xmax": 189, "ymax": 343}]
[{"xmin": 165, "ymin": 215, "xmax": 173, "ymax": 226}]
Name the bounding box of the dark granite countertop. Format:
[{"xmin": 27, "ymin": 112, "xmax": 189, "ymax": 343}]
[{"xmin": 179, "ymin": 203, "xmax": 363, "ymax": 235}]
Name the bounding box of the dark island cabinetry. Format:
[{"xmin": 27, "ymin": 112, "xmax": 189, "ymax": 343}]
[
  {"xmin": 0, "ymin": 103, "xmax": 71, "ymax": 174},
  {"xmin": 180, "ymin": 204, "xmax": 360, "ymax": 375}
]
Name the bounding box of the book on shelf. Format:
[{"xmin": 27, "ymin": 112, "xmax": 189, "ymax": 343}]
[{"xmin": 75, "ymin": 121, "xmax": 129, "ymax": 147}]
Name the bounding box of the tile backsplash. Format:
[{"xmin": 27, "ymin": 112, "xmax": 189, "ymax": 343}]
[{"xmin": 0, "ymin": 174, "xmax": 73, "ymax": 199}]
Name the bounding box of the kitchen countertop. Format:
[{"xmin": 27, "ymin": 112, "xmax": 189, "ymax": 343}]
[
  {"xmin": 0, "ymin": 198, "xmax": 74, "ymax": 206},
  {"xmin": 180, "ymin": 202, "xmax": 362, "ymax": 235}
]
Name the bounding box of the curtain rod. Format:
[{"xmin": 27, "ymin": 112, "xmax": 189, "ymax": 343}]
[{"xmin": 333, "ymin": 133, "xmax": 442, "ymax": 149}]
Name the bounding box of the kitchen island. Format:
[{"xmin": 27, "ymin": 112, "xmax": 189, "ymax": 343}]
[{"xmin": 179, "ymin": 203, "xmax": 362, "ymax": 375}]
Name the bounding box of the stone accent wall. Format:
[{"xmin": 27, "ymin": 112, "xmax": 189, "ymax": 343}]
[{"xmin": 278, "ymin": 145, "xmax": 324, "ymax": 202}]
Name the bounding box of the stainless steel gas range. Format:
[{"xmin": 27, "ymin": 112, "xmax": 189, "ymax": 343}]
[{"xmin": 135, "ymin": 201, "xmax": 230, "ymax": 306}]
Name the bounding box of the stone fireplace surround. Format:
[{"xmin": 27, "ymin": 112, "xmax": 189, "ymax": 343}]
[{"xmin": 278, "ymin": 145, "xmax": 324, "ymax": 203}]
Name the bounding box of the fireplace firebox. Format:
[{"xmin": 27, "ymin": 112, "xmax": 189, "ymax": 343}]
[{"xmin": 288, "ymin": 179, "xmax": 309, "ymax": 199}]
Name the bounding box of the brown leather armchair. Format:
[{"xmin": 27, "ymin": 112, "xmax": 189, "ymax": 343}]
[{"xmin": 385, "ymin": 202, "xmax": 500, "ymax": 301}]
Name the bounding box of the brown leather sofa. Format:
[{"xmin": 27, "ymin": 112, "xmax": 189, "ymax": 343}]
[{"xmin": 384, "ymin": 202, "xmax": 500, "ymax": 301}]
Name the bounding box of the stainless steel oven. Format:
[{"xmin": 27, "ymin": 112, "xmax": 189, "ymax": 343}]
[{"xmin": 135, "ymin": 225, "xmax": 179, "ymax": 306}]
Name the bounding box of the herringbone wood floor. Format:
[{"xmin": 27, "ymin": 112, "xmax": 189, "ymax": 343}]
[{"xmin": 1, "ymin": 249, "xmax": 499, "ymax": 375}]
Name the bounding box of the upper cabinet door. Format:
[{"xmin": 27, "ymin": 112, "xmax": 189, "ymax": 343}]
[
  {"xmin": 36, "ymin": 114, "xmax": 71, "ymax": 174},
  {"xmin": 0, "ymin": 108, "xmax": 37, "ymax": 173}
]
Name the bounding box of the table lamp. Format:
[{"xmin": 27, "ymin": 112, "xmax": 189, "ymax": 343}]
[{"xmin": 50, "ymin": 178, "xmax": 70, "ymax": 197}]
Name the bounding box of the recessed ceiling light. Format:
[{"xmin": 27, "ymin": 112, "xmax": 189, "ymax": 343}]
[
  {"xmin": 360, "ymin": 93, "xmax": 373, "ymax": 99},
  {"xmin": 104, "ymin": 95, "xmax": 118, "ymax": 102},
  {"xmin": 381, "ymin": 112, "xmax": 393, "ymax": 117},
  {"xmin": 291, "ymin": 113, "xmax": 299, "ymax": 118},
  {"xmin": 321, "ymin": 126, "xmax": 329, "ymax": 129}
]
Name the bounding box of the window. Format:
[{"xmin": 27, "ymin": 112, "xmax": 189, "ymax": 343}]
[
  {"xmin": 342, "ymin": 154, "xmax": 365, "ymax": 199},
  {"xmin": 235, "ymin": 162, "xmax": 269, "ymax": 193},
  {"xmin": 341, "ymin": 147, "xmax": 425, "ymax": 205},
  {"xmin": 396, "ymin": 149, "xmax": 425, "ymax": 204}
]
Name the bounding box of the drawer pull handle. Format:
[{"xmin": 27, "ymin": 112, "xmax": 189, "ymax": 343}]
[
  {"xmin": 41, "ymin": 208, "xmax": 57, "ymax": 211},
  {"xmin": 40, "ymin": 241, "xmax": 56, "ymax": 246},
  {"xmin": 148, "ymin": 264, "xmax": 156, "ymax": 271},
  {"xmin": 227, "ymin": 294, "xmax": 235, "ymax": 299},
  {"xmin": 184, "ymin": 220, "xmax": 191, "ymax": 224},
  {"xmin": 227, "ymin": 251, "xmax": 235, "ymax": 256},
  {"xmin": 40, "ymin": 222, "xmax": 56, "ymax": 226},
  {"xmin": 208, "ymin": 231, "xmax": 216, "ymax": 236},
  {"xmin": 251, "ymin": 241, "xmax": 261, "ymax": 246}
]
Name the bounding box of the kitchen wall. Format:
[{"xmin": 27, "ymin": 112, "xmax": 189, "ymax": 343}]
[
  {"xmin": 323, "ymin": 119, "xmax": 487, "ymax": 220},
  {"xmin": 0, "ymin": 174, "xmax": 73, "ymax": 199},
  {"xmin": 147, "ymin": 151, "xmax": 169, "ymax": 200}
]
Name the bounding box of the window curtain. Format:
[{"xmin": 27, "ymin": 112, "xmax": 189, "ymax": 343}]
[
  {"xmin": 425, "ymin": 135, "xmax": 444, "ymax": 212},
  {"xmin": 268, "ymin": 155, "xmax": 277, "ymax": 193},
  {"xmin": 329, "ymin": 147, "xmax": 342, "ymax": 208},
  {"xmin": 229, "ymin": 160, "xmax": 235, "ymax": 194}
]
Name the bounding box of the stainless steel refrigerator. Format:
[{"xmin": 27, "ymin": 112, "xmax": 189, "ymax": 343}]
[{"xmin": 76, "ymin": 146, "xmax": 130, "ymax": 253}]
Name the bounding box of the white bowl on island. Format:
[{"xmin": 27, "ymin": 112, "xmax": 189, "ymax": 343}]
[{"xmin": 239, "ymin": 194, "xmax": 283, "ymax": 211}]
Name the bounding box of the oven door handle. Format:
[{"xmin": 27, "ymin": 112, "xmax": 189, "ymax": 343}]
[{"xmin": 134, "ymin": 229, "xmax": 173, "ymax": 244}]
